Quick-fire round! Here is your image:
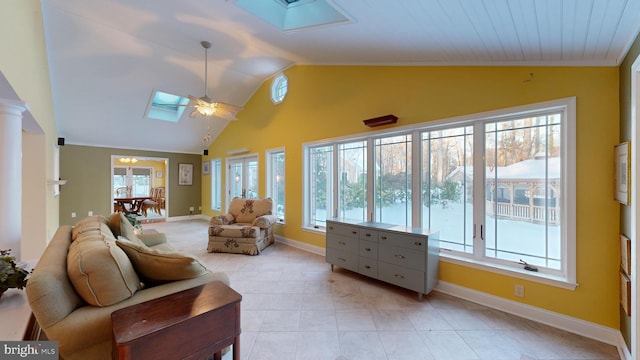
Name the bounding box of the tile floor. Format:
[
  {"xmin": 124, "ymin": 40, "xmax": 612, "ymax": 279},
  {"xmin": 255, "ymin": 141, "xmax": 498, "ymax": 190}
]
[{"xmin": 146, "ymin": 219, "xmax": 621, "ymax": 360}]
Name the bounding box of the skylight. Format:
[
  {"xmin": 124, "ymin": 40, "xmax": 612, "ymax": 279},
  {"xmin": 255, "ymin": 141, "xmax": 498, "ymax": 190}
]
[
  {"xmin": 145, "ymin": 90, "xmax": 190, "ymax": 122},
  {"xmin": 234, "ymin": 0, "xmax": 355, "ymax": 32}
]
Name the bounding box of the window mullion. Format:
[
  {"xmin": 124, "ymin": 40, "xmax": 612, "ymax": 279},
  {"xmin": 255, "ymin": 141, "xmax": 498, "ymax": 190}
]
[
  {"xmin": 411, "ymin": 130, "xmax": 422, "ymax": 228},
  {"xmin": 473, "ymin": 122, "xmax": 486, "ymax": 260},
  {"xmin": 366, "ymin": 138, "xmax": 375, "ymax": 221}
]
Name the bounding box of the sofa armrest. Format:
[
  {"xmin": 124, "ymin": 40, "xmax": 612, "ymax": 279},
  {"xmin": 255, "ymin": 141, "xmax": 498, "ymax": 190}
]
[
  {"xmin": 210, "ymin": 213, "xmax": 235, "ymax": 226},
  {"xmin": 138, "ymin": 232, "xmax": 167, "ymax": 247},
  {"xmin": 252, "ymin": 214, "xmax": 277, "ymax": 228},
  {"xmin": 43, "ymin": 272, "xmax": 229, "ymax": 359}
]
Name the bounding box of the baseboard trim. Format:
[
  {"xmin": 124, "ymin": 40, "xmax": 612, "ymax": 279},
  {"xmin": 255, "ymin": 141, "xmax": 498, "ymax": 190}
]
[
  {"xmin": 166, "ymin": 214, "xmax": 209, "ymax": 222},
  {"xmin": 617, "ymin": 332, "xmax": 632, "ymax": 360},
  {"xmin": 435, "ymin": 281, "xmax": 621, "ymax": 347},
  {"xmin": 275, "ymin": 235, "xmax": 325, "ymax": 256}
]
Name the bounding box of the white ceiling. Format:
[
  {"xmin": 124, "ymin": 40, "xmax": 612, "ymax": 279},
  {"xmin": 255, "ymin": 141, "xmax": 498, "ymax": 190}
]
[{"xmin": 41, "ymin": 0, "xmax": 640, "ymax": 154}]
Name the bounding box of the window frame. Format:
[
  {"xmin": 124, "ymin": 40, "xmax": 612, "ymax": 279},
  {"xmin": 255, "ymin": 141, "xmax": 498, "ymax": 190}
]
[
  {"xmin": 210, "ymin": 159, "xmax": 222, "ymax": 211},
  {"xmin": 302, "ymin": 97, "xmax": 576, "ymax": 289}
]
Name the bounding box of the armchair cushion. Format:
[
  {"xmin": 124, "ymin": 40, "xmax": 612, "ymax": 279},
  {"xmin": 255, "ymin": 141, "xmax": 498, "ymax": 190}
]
[{"xmin": 229, "ymin": 197, "xmax": 274, "ymax": 223}]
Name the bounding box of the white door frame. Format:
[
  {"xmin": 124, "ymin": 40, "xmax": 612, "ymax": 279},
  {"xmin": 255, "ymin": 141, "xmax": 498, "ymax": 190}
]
[{"xmin": 631, "ymin": 53, "xmax": 640, "ymax": 359}]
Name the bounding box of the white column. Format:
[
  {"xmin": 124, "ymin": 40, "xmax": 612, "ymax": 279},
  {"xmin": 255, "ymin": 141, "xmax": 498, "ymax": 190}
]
[{"xmin": 0, "ymin": 99, "xmax": 27, "ymax": 260}]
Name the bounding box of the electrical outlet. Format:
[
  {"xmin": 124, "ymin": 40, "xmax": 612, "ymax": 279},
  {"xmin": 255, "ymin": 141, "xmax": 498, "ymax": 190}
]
[
  {"xmin": 71, "ymin": 212, "xmax": 76, "ymax": 218},
  {"xmin": 514, "ymin": 284, "xmax": 525, "ymax": 298},
  {"xmin": 88, "ymin": 210, "xmax": 93, "ymax": 216},
  {"xmin": 198, "ymin": 206, "xmax": 202, "ymax": 211}
]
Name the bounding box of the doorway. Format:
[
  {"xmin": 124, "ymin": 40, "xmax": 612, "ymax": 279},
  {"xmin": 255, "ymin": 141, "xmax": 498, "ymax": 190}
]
[
  {"xmin": 111, "ymin": 155, "xmax": 168, "ymax": 221},
  {"xmin": 226, "ymin": 154, "xmax": 258, "ymax": 207}
]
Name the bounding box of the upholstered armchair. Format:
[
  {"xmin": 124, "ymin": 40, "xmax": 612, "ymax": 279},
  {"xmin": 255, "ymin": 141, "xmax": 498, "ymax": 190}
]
[{"xmin": 207, "ymin": 197, "xmax": 277, "ymax": 255}]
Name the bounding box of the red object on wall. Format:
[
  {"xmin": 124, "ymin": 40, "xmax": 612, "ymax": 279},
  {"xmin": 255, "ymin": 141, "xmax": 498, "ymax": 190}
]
[{"xmin": 363, "ymin": 114, "xmax": 398, "ymax": 127}]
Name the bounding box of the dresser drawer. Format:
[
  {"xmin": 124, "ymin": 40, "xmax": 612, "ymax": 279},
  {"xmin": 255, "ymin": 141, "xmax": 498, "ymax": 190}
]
[
  {"xmin": 378, "ymin": 244, "xmax": 425, "ymax": 272},
  {"xmin": 326, "ymin": 248, "xmax": 358, "ymax": 272},
  {"xmin": 378, "ymin": 261, "xmax": 425, "ymax": 294},
  {"xmin": 358, "ymin": 257, "xmax": 378, "ymax": 278},
  {"xmin": 359, "ymin": 229, "xmax": 378, "ymax": 242},
  {"xmin": 327, "ymin": 234, "xmax": 358, "ymax": 253},
  {"xmin": 359, "ymin": 240, "xmax": 378, "ymax": 259},
  {"xmin": 327, "ymin": 221, "xmax": 359, "ymax": 238},
  {"xmin": 378, "ymin": 231, "xmax": 426, "ymax": 252}
]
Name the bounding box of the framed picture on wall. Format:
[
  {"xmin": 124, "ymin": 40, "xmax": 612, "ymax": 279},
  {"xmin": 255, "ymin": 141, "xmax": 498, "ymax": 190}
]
[
  {"xmin": 621, "ymin": 234, "xmax": 631, "ymax": 276},
  {"xmin": 615, "ymin": 141, "xmax": 631, "ymax": 205},
  {"xmin": 203, "ymin": 161, "xmax": 210, "ymax": 175},
  {"xmin": 178, "ymin": 163, "xmax": 193, "ymax": 186},
  {"xmin": 620, "ymin": 270, "xmax": 631, "ymax": 316}
]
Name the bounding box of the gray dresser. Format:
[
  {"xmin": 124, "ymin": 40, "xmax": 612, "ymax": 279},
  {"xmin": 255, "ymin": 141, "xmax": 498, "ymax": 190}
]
[{"xmin": 326, "ymin": 219, "xmax": 439, "ymax": 300}]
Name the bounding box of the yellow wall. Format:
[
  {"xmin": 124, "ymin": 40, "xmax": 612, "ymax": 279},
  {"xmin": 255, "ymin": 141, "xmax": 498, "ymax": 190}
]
[{"xmin": 204, "ymin": 65, "xmax": 620, "ymax": 328}]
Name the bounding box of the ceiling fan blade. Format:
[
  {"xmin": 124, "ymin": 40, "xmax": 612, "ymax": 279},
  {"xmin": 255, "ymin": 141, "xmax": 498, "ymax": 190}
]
[
  {"xmin": 214, "ymin": 102, "xmax": 243, "ymax": 114},
  {"xmin": 189, "ymin": 109, "xmax": 200, "ymax": 118},
  {"xmin": 212, "ymin": 110, "xmax": 239, "ymax": 121}
]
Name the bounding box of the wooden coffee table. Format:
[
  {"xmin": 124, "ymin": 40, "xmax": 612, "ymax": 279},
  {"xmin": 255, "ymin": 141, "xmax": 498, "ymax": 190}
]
[{"xmin": 111, "ymin": 281, "xmax": 241, "ymax": 360}]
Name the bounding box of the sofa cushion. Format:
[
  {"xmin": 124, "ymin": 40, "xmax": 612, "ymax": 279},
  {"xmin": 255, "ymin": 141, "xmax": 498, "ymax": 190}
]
[
  {"xmin": 108, "ymin": 212, "xmax": 145, "ymax": 246},
  {"xmin": 67, "ymin": 234, "xmax": 141, "ymax": 306},
  {"xmin": 229, "ymin": 197, "xmax": 274, "ymax": 223},
  {"xmin": 116, "ymin": 240, "xmax": 208, "ymax": 284},
  {"xmin": 72, "ymin": 221, "xmax": 115, "ymax": 242}
]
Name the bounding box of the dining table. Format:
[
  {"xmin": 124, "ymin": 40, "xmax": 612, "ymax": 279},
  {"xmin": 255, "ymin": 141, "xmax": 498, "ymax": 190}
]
[{"xmin": 114, "ymin": 196, "xmax": 152, "ymax": 216}]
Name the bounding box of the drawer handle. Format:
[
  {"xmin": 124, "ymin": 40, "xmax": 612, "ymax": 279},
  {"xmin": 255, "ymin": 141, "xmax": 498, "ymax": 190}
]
[
  {"xmin": 329, "ymin": 226, "xmax": 334, "ymax": 230},
  {"xmin": 381, "ymin": 236, "xmax": 387, "ymax": 240},
  {"xmin": 338, "ymin": 241, "xmax": 346, "ymax": 246},
  {"xmin": 365, "ymin": 247, "xmax": 372, "ymax": 252},
  {"xmin": 365, "ymin": 233, "xmax": 372, "ymax": 237},
  {"xmin": 415, "ymin": 241, "xmax": 422, "ymax": 246},
  {"xmin": 394, "ymin": 274, "xmax": 405, "ymax": 279},
  {"xmin": 338, "ymin": 257, "xmax": 346, "ymax": 262},
  {"xmin": 365, "ymin": 265, "xmax": 371, "ymax": 269},
  {"xmin": 352, "ymin": 231, "xmax": 357, "ymax": 235},
  {"xmin": 394, "ymin": 254, "xmax": 405, "ymax": 260}
]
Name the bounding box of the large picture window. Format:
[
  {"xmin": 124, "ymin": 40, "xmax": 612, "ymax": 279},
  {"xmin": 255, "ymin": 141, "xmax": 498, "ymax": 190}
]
[{"xmin": 303, "ymin": 98, "xmax": 575, "ymax": 287}]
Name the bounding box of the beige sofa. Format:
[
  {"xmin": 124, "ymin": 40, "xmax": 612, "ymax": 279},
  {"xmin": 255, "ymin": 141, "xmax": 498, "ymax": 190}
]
[
  {"xmin": 208, "ymin": 197, "xmax": 277, "ymax": 255},
  {"xmin": 26, "ymin": 213, "xmax": 228, "ymax": 360}
]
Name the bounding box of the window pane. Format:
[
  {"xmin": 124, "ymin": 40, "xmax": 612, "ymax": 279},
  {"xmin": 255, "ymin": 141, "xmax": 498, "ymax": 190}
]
[
  {"xmin": 338, "ymin": 141, "xmax": 367, "ymax": 222},
  {"xmin": 374, "ymin": 135, "xmax": 411, "ymax": 226},
  {"xmin": 229, "ymin": 161, "xmax": 243, "ymax": 198},
  {"xmin": 423, "ymin": 127, "xmax": 474, "ymax": 253},
  {"xmin": 269, "ymin": 151, "xmax": 285, "ymax": 222},
  {"xmin": 246, "ymin": 159, "xmax": 258, "ymax": 198},
  {"xmin": 309, "ymin": 145, "xmax": 333, "ymax": 227},
  {"xmin": 484, "ymin": 115, "xmax": 562, "ymax": 270},
  {"xmin": 211, "ymin": 160, "xmax": 222, "ymax": 210}
]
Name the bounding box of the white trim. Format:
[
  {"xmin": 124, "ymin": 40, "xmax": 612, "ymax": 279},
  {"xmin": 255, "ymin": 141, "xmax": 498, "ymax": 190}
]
[
  {"xmin": 618, "ymin": 333, "xmax": 632, "ymax": 360},
  {"xmin": 440, "ymin": 252, "xmax": 578, "ymax": 290},
  {"xmin": 435, "ymin": 281, "xmax": 620, "ymax": 346},
  {"xmin": 630, "ymin": 51, "xmax": 640, "ymax": 360},
  {"xmin": 275, "ymin": 234, "xmax": 325, "ymax": 256},
  {"xmin": 166, "ymin": 214, "xmax": 209, "ymax": 222}
]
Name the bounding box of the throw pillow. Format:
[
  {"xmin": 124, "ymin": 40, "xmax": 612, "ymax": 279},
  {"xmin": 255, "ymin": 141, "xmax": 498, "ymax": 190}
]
[
  {"xmin": 116, "ymin": 240, "xmax": 208, "ymax": 284},
  {"xmin": 108, "ymin": 212, "xmax": 145, "ymax": 246},
  {"xmin": 67, "ymin": 234, "xmax": 141, "ymax": 306}
]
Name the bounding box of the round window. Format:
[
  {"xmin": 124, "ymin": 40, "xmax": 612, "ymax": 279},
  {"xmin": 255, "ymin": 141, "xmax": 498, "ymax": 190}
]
[{"xmin": 270, "ymin": 73, "xmax": 288, "ymax": 104}]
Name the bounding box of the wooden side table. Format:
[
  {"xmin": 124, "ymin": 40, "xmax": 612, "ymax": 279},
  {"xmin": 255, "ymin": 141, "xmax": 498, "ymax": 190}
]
[{"xmin": 111, "ymin": 281, "xmax": 241, "ymax": 360}]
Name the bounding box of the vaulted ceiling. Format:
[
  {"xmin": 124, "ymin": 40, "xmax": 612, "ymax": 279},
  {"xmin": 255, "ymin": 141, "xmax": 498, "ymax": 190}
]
[{"xmin": 42, "ymin": 0, "xmax": 640, "ymax": 154}]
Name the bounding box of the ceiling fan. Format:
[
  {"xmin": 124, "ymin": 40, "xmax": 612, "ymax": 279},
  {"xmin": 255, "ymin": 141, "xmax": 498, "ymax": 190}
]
[{"xmin": 160, "ymin": 41, "xmax": 243, "ymax": 121}]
